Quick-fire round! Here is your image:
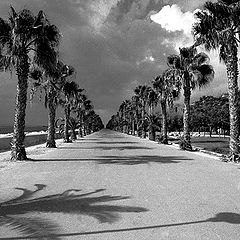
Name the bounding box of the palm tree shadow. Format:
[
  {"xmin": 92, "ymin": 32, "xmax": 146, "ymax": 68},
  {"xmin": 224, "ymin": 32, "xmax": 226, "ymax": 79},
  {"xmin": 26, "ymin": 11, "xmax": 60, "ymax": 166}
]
[
  {"xmin": 96, "ymin": 155, "xmax": 193, "ymax": 165},
  {"xmin": 0, "ymin": 184, "xmax": 148, "ymax": 239},
  {"xmin": 2, "ymin": 212, "xmax": 240, "ymax": 239}
]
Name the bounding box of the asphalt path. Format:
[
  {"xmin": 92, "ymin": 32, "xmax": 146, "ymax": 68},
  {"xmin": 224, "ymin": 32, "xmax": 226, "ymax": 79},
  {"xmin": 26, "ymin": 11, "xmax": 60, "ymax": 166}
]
[{"xmin": 0, "ymin": 129, "xmax": 240, "ymax": 240}]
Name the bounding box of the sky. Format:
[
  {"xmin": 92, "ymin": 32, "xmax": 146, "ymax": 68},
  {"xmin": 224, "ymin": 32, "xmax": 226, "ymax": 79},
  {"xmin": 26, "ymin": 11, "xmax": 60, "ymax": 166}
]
[{"xmin": 0, "ymin": 0, "xmax": 229, "ymax": 126}]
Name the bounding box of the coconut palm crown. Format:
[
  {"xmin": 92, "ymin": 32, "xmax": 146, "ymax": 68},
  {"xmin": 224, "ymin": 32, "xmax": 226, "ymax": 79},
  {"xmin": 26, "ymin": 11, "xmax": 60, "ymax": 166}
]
[
  {"xmin": 193, "ymin": 0, "xmax": 240, "ymax": 160},
  {"xmin": 0, "ymin": 6, "xmax": 60, "ymax": 160}
]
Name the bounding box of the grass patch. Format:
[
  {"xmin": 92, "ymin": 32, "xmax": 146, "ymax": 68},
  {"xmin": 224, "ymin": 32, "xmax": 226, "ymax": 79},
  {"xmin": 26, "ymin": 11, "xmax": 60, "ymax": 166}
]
[{"xmin": 169, "ymin": 137, "xmax": 229, "ymax": 155}]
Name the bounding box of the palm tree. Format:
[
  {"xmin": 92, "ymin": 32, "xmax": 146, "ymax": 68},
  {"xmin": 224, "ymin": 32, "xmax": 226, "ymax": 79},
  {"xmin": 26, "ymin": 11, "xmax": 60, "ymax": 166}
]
[
  {"xmin": 84, "ymin": 110, "xmax": 101, "ymax": 135},
  {"xmin": 134, "ymin": 85, "xmax": 152, "ymax": 138},
  {"xmin": 127, "ymin": 98, "xmax": 138, "ymax": 135},
  {"xmin": 60, "ymin": 81, "xmax": 80, "ymax": 142},
  {"xmin": 167, "ymin": 46, "xmax": 214, "ymax": 150},
  {"xmin": 29, "ymin": 62, "xmax": 75, "ymax": 148},
  {"xmin": 45, "ymin": 62, "xmax": 74, "ymax": 147},
  {"xmin": 145, "ymin": 113, "xmax": 161, "ymax": 141},
  {"xmin": 146, "ymin": 87, "xmax": 159, "ymax": 141},
  {"xmin": 76, "ymin": 96, "xmax": 93, "ymax": 137},
  {"xmin": 193, "ymin": 0, "xmax": 240, "ymax": 160},
  {"xmin": 131, "ymin": 95, "xmax": 141, "ymax": 136},
  {"xmin": 119, "ymin": 100, "xmax": 130, "ymax": 134},
  {"xmin": 0, "ymin": 7, "xmax": 60, "ymax": 160},
  {"xmin": 106, "ymin": 114, "xmax": 121, "ymax": 131},
  {"xmin": 29, "ymin": 67, "xmax": 58, "ymax": 148},
  {"xmin": 153, "ymin": 71, "xmax": 181, "ymax": 144}
]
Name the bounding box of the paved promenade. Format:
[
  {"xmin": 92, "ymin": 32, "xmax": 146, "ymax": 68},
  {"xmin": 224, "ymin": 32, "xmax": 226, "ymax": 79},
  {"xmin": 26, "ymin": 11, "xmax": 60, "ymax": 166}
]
[{"xmin": 0, "ymin": 129, "xmax": 240, "ymax": 239}]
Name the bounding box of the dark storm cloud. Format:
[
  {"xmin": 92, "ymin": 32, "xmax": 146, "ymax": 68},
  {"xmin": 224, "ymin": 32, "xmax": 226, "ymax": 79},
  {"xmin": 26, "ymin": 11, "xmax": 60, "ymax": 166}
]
[{"xmin": 0, "ymin": 0, "xmax": 227, "ymax": 125}]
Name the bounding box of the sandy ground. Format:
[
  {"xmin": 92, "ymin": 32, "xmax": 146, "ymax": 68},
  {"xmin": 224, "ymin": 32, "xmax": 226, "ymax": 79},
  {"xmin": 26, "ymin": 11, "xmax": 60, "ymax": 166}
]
[{"xmin": 0, "ymin": 129, "xmax": 240, "ymax": 240}]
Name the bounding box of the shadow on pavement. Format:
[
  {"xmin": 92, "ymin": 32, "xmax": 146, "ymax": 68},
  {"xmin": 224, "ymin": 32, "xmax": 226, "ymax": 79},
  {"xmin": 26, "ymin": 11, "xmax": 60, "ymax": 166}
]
[
  {"xmin": 92, "ymin": 141, "xmax": 138, "ymax": 144},
  {"xmin": 1, "ymin": 211, "xmax": 240, "ymax": 239},
  {"xmin": 0, "ymin": 184, "xmax": 148, "ymax": 239},
  {"xmin": 29, "ymin": 155, "xmax": 193, "ymax": 164},
  {"xmin": 58, "ymin": 146, "xmax": 153, "ymax": 150},
  {"xmin": 95, "ymin": 155, "xmax": 193, "ymax": 165},
  {"xmin": 76, "ymin": 138, "xmax": 101, "ymax": 141}
]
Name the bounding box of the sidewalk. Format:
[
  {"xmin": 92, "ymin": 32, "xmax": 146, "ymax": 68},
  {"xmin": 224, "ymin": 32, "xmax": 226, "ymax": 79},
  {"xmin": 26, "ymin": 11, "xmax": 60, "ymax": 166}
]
[{"xmin": 0, "ymin": 129, "xmax": 240, "ymax": 239}]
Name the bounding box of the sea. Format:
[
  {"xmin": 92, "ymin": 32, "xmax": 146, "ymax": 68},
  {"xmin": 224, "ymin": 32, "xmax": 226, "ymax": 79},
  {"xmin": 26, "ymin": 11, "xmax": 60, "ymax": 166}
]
[{"xmin": 0, "ymin": 125, "xmax": 48, "ymax": 134}]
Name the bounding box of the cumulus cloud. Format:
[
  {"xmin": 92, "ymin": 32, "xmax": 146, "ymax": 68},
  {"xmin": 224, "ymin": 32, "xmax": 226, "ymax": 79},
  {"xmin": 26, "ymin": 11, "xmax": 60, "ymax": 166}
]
[
  {"xmin": 150, "ymin": 4, "xmax": 199, "ymax": 51},
  {"xmin": 150, "ymin": 4, "xmax": 195, "ymax": 34}
]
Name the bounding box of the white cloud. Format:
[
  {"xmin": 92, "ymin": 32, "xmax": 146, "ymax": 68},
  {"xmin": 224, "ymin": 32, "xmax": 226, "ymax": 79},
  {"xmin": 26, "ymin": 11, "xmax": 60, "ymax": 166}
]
[
  {"xmin": 150, "ymin": 4, "xmax": 195, "ymax": 35},
  {"xmin": 150, "ymin": 4, "xmax": 200, "ymax": 51}
]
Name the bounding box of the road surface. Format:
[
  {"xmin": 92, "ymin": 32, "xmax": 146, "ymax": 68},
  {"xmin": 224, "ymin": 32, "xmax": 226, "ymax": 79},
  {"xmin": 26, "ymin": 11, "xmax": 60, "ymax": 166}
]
[{"xmin": 0, "ymin": 129, "xmax": 240, "ymax": 239}]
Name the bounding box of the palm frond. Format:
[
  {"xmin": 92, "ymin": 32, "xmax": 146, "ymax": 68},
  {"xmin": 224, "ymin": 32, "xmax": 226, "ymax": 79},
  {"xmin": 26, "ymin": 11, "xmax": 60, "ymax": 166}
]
[
  {"xmin": 220, "ymin": 0, "xmax": 240, "ymax": 5},
  {"xmin": 15, "ymin": 9, "xmax": 35, "ymax": 35},
  {"xmin": 0, "ymin": 55, "xmax": 15, "ymax": 72},
  {"xmin": 197, "ymin": 64, "xmax": 215, "ymax": 88},
  {"xmin": 0, "ymin": 18, "xmax": 11, "ymax": 45},
  {"xmin": 9, "ymin": 5, "xmax": 18, "ymax": 19},
  {"xmin": 193, "ymin": 52, "xmax": 210, "ymax": 65},
  {"xmin": 167, "ymin": 55, "xmax": 181, "ymax": 68},
  {"xmin": 0, "ymin": 216, "xmax": 60, "ymax": 239},
  {"xmin": 205, "ymin": 1, "xmax": 232, "ymax": 17},
  {"xmin": 29, "ymin": 67, "xmax": 43, "ymax": 81},
  {"xmin": 33, "ymin": 10, "xmax": 45, "ymax": 29},
  {"xmin": 33, "ymin": 42, "xmax": 58, "ymax": 72}
]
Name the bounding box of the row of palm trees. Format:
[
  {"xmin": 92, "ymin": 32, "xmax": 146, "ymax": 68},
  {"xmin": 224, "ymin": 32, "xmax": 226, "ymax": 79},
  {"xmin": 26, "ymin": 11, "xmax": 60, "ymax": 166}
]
[
  {"xmin": 30, "ymin": 65, "xmax": 104, "ymax": 144},
  {"xmin": 107, "ymin": 46, "xmax": 214, "ymax": 148},
  {"xmin": 108, "ymin": 0, "xmax": 240, "ymax": 161},
  {"xmin": 0, "ymin": 6, "xmax": 103, "ymax": 161}
]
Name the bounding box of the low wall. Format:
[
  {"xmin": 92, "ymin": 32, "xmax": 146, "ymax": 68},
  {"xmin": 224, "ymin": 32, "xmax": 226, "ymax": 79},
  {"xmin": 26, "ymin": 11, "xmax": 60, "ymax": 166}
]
[{"xmin": 0, "ymin": 133, "xmax": 61, "ymax": 152}]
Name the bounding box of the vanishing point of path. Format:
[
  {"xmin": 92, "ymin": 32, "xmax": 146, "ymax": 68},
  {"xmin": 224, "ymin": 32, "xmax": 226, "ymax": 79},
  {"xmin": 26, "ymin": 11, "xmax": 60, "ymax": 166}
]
[{"xmin": 0, "ymin": 129, "xmax": 240, "ymax": 239}]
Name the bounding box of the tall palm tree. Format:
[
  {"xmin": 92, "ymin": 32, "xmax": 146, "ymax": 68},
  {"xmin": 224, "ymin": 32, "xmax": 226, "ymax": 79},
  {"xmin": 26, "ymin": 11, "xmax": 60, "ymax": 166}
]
[
  {"xmin": 167, "ymin": 46, "xmax": 214, "ymax": 149},
  {"xmin": 193, "ymin": 0, "xmax": 240, "ymax": 160},
  {"xmin": 119, "ymin": 100, "xmax": 129, "ymax": 133},
  {"xmin": 60, "ymin": 81, "xmax": 80, "ymax": 143},
  {"xmin": 0, "ymin": 7, "xmax": 60, "ymax": 160},
  {"xmin": 145, "ymin": 113, "xmax": 161, "ymax": 141},
  {"xmin": 29, "ymin": 67, "xmax": 58, "ymax": 148},
  {"xmin": 131, "ymin": 95, "xmax": 141, "ymax": 136},
  {"xmin": 146, "ymin": 87, "xmax": 159, "ymax": 141},
  {"xmin": 45, "ymin": 62, "xmax": 75, "ymax": 147},
  {"xmin": 29, "ymin": 62, "xmax": 75, "ymax": 148},
  {"xmin": 76, "ymin": 97, "xmax": 93, "ymax": 137},
  {"xmin": 134, "ymin": 85, "xmax": 152, "ymax": 138},
  {"xmin": 127, "ymin": 98, "xmax": 138, "ymax": 135},
  {"xmin": 153, "ymin": 70, "xmax": 182, "ymax": 144}
]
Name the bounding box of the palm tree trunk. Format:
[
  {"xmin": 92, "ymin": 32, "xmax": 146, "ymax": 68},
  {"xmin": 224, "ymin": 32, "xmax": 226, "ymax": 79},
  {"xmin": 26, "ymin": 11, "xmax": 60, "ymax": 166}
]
[
  {"xmin": 226, "ymin": 56, "xmax": 240, "ymax": 159},
  {"xmin": 11, "ymin": 52, "xmax": 29, "ymax": 161},
  {"xmin": 78, "ymin": 125, "xmax": 83, "ymax": 138},
  {"xmin": 160, "ymin": 100, "xmax": 168, "ymax": 144},
  {"xmin": 46, "ymin": 87, "xmax": 56, "ymax": 148},
  {"xmin": 78, "ymin": 113, "xmax": 83, "ymax": 138},
  {"xmin": 135, "ymin": 108, "xmax": 139, "ymax": 136},
  {"xmin": 132, "ymin": 119, "xmax": 135, "ymax": 135},
  {"xmin": 142, "ymin": 101, "xmax": 146, "ymax": 138},
  {"xmin": 183, "ymin": 76, "xmax": 192, "ymax": 150},
  {"xmin": 149, "ymin": 125, "xmax": 156, "ymax": 141},
  {"xmin": 71, "ymin": 128, "xmax": 77, "ymax": 140},
  {"xmin": 64, "ymin": 105, "xmax": 71, "ymax": 142}
]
